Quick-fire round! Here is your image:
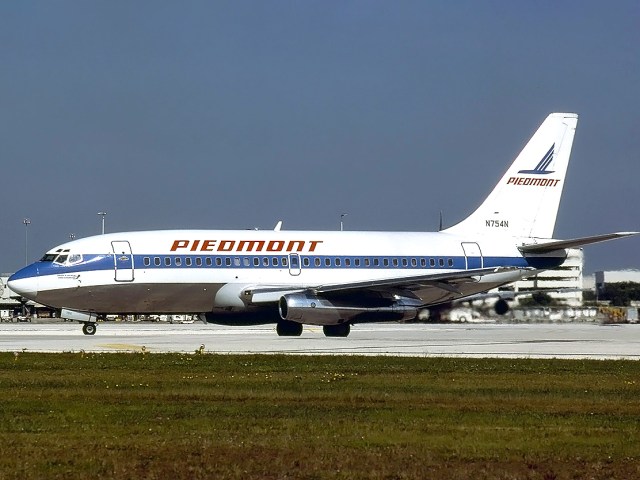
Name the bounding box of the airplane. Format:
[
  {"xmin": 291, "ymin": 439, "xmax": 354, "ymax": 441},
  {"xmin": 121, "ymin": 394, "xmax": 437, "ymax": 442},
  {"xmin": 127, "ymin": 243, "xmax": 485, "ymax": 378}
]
[{"xmin": 8, "ymin": 113, "xmax": 637, "ymax": 336}]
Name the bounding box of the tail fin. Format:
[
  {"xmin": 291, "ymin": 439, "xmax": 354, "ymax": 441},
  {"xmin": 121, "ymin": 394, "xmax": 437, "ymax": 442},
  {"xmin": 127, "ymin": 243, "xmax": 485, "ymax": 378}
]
[{"xmin": 444, "ymin": 112, "xmax": 578, "ymax": 239}]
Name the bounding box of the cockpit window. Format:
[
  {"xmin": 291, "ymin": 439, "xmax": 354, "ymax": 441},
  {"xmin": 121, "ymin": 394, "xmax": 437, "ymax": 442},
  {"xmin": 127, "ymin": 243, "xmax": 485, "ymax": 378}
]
[
  {"xmin": 40, "ymin": 249, "xmax": 78, "ymax": 265},
  {"xmin": 55, "ymin": 255, "xmax": 68, "ymax": 264},
  {"xmin": 68, "ymin": 254, "xmax": 83, "ymax": 264}
]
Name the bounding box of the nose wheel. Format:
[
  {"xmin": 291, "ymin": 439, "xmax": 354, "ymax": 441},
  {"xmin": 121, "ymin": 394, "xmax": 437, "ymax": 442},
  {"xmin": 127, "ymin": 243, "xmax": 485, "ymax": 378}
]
[{"xmin": 82, "ymin": 322, "xmax": 97, "ymax": 335}]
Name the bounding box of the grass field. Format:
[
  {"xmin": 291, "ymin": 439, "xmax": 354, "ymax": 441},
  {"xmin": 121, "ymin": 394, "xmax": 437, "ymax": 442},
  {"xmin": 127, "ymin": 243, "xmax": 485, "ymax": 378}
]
[{"xmin": 1, "ymin": 353, "xmax": 639, "ymax": 479}]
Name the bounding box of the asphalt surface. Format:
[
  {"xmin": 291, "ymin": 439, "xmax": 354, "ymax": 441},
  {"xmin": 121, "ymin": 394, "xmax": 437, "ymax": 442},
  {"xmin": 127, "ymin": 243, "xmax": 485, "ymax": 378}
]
[{"xmin": 1, "ymin": 321, "xmax": 639, "ymax": 359}]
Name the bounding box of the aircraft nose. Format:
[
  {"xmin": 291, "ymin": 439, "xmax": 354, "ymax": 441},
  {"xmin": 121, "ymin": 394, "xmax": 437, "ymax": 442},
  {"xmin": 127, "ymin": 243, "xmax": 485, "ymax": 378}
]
[{"xmin": 8, "ymin": 265, "xmax": 39, "ymax": 301}]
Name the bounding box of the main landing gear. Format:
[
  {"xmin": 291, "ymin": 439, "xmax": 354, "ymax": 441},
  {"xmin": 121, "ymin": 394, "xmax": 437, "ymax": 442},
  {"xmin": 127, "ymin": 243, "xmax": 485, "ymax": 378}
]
[
  {"xmin": 276, "ymin": 320, "xmax": 351, "ymax": 337},
  {"xmin": 276, "ymin": 320, "xmax": 303, "ymax": 336},
  {"xmin": 323, "ymin": 323, "xmax": 350, "ymax": 337}
]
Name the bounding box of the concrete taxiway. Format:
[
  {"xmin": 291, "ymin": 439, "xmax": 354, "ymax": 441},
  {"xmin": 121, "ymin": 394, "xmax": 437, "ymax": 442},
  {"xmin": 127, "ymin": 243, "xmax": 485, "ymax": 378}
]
[{"xmin": 0, "ymin": 322, "xmax": 639, "ymax": 359}]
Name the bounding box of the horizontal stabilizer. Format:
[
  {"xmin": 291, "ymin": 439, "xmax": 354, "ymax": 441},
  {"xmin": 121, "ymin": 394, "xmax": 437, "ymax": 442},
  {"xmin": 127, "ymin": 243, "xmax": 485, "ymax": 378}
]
[{"xmin": 519, "ymin": 232, "xmax": 639, "ymax": 254}]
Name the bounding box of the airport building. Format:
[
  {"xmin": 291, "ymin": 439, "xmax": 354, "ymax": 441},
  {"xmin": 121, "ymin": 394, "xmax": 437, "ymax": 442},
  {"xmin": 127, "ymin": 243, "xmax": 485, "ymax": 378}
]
[
  {"xmin": 472, "ymin": 248, "xmax": 584, "ymax": 309},
  {"xmin": 515, "ymin": 248, "xmax": 584, "ymax": 306}
]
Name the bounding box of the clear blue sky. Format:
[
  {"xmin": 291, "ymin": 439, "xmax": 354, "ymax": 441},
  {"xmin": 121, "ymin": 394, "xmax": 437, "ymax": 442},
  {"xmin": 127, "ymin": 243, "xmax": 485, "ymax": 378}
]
[{"xmin": 1, "ymin": 1, "xmax": 638, "ymax": 274}]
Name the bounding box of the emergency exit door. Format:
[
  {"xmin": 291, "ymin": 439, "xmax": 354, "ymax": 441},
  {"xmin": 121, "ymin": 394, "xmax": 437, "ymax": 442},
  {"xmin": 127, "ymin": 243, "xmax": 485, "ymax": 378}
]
[{"xmin": 461, "ymin": 242, "xmax": 483, "ymax": 270}]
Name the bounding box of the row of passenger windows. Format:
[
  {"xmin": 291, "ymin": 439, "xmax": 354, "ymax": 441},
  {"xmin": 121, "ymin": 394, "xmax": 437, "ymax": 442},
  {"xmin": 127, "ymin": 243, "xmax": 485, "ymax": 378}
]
[{"xmin": 142, "ymin": 256, "xmax": 456, "ymax": 268}]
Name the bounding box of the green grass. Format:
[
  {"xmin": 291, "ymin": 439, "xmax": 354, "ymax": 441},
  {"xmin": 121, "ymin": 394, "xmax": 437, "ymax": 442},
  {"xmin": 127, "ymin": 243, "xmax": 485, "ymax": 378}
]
[{"xmin": 1, "ymin": 353, "xmax": 639, "ymax": 479}]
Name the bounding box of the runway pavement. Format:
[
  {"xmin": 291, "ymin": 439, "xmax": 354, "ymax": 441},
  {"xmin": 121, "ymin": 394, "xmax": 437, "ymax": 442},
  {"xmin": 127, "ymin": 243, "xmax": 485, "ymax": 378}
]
[{"xmin": 1, "ymin": 321, "xmax": 639, "ymax": 359}]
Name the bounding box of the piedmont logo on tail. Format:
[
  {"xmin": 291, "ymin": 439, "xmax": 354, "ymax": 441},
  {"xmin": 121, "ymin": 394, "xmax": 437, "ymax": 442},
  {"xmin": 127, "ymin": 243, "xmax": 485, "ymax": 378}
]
[
  {"xmin": 8, "ymin": 113, "xmax": 637, "ymax": 336},
  {"xmin": 518, "ymin": 144, "xmax": 556, "ymax": 174}
]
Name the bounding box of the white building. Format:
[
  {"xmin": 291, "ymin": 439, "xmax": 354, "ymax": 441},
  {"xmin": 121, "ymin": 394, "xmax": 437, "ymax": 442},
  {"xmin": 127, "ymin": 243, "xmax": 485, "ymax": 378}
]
[{"xmin": 472, "ymin": 248, "xmax": 584, "ymax": 308}]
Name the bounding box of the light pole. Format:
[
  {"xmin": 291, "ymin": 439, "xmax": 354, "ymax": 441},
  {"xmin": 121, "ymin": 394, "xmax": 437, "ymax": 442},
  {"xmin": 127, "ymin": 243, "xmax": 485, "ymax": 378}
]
[
  {"xmin": 23, "ymin": 218, "xmax": 31, "ymax": 265},
  {"xmin": 340, "ymin": 213, "xmax": 348, "ymax": 231},
  {"xmin": 98, "ymin": 212, "xmax": 107, "ymax": 235}
]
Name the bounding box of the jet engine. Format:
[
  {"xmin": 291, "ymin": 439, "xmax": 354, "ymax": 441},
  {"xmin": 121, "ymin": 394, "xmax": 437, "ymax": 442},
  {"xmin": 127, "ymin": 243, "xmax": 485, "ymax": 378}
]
[{"xmin": 278, "ymin": 292, "xmax": 419, "ymax": 326}]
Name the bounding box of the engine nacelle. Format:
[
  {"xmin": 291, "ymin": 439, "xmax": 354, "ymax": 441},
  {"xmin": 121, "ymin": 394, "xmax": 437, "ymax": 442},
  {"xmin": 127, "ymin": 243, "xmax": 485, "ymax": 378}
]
[{"xmin": 278, "ymin": 293, "xmax": 419, "ymax": 326}]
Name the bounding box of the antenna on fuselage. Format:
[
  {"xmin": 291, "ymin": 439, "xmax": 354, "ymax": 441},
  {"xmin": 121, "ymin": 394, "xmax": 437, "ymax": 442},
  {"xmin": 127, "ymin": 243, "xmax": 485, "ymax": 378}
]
[
  {"xmin": 274, "ymin": 220, "xmax": 283, "ymax": 231},
  {"xmin": 340, "ymin": 213, "xmax": 348, "ymax": 231}
]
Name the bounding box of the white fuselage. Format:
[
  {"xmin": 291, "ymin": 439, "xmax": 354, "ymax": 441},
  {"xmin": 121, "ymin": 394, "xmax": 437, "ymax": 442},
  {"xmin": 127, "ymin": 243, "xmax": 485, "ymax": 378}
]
[{"xmin": 8, "ymin": 229, "xmax": 555, "ymax": 318}]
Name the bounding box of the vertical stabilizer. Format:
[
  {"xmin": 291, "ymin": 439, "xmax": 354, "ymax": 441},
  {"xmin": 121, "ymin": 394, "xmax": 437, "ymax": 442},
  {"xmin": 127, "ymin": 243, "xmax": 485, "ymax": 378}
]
[{"xmin": 444, "ymin": 113, "xmax": 578, "ymax": 239}]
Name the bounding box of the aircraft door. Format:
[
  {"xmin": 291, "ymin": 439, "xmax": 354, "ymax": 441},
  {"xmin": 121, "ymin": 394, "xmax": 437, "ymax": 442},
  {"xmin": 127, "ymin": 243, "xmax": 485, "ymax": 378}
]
[
  {"xmin": 288, "ymin": 253, "xmax": 301, "ymax": 276},
  {"xmin": 461, "ymin": 242, "xmax": 483, "ymax": 270},
  {"xmin": 112, "ymin": 241, "xmax": 134, "ymax": 282}
]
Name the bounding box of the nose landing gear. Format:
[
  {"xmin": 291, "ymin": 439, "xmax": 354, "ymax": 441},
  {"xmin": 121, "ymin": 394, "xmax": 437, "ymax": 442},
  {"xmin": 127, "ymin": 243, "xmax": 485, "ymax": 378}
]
[{"xmin": 82, "ymin": 322, "xmax": 97, "ymax": 335}]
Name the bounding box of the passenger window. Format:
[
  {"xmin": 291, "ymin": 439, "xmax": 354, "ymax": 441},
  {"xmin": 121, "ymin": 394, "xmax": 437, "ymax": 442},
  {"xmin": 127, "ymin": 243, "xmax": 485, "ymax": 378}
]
[
  {"xmin": 448, "ymin": 258, "xmax": 454, "ymax": 267},
  {"xmin": 393, "ymin": 259, "xmax": 398, "ymax": 267},
  {"xmin": 439, "ymin": 258, "xmax": 444, "ymax": 267},
  {"xmin": 373, "ymin": 258, "xmax": 379, "ymax": 267},
  {"xmin": 253, "ymin": 257, "xmax": 259, "ymax": 267},
  {"xmin": 175, "ymin": 257, "xmax": 182, "ymax": 266},
  {"xmin": 383, "ymin": 259, "xmax": 389, "ymax": 267},
  {"xmin": 325, "ymin": 258, "xmax": 331, "ymax": 267},
  {"xmin": 345, "ymin": 258, "xmax": 351, "ymax": 267},
  {"xmin": 314, "ymin": 258, "xmax": 321, "ymax": 267},
  {"xmin": 196, "ymin": 258, "xmax": 202, "ymax": 266},
  {"xmin": 226, "ymin": 257, "xmax": 232, "ymax": 266},
  {"xmin": 165, "ymin": 257, "xmax": 171, "ymax": 266},
  {"xmin": 282, "ymin": 257, "xmax": 288, "ymax": 266},
  {"xmin": 402, "ymin": 259, "xmax": 408, "ymax": 267},
  {"xmin": 216, "ymin": 258, "xmax": 222, "ymax": 266},
  {"xmin": 206, "ymin": 257, "xmax": 212, "ymax": 266},
  {"xmin": 303, "ymin": 258, "xmax": 310, "ymax": 267},
  {"xmin": 154, "ymin": 257, "xmax": 161, "ymax": 266},
  {"xmin": 421, "ymin": 258, "xmax": 426, "ymax": 267},
  {"xmin": 272, "ymin": 257, "xmax": 278, "ymax": 266},
  {"xmin": 234, "ymin": 257, "xmax": 241, "ymax": 267},
  {"xmin": 430, "ymin": 258, "xmax": 435, "ymax": 267},
  {"xmin": 144, "ymin": 257, "xmax": 150, "ymax": 267},
  {"xmin": 335, "ymin": 258, "xmax": 341, "ymax": 267},
  {"xmin": 411, "ymin": 258, "xmax": 417, "ymax": 267},
  {"xmin": 243, "ymin": 257, "xmax": 250, "ymax": 267},
  {"xmin": 365, "ymin": 258, "xmax": 370, "ymax": 267},
  {"xmin": 263, "ymin": 257, "xmax": 269, "ymax": 266},
  {"xmin": 355, "ymin": 258, "xmax": 360, "ymax": 267},
  {"xmin": 186, "ymin": 258, "xmax": 192, "ymax": 266}
]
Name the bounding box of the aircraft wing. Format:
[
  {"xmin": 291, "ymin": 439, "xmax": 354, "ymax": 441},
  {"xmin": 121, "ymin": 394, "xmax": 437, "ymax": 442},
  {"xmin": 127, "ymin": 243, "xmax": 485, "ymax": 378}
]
[
  {"xmin": 519, "ymin": 232, "xmax": 638, "ymax": 254},
  {"xmin": 315, "ymin": 266, "xmax": 526, "ymax": 294},
  {"xmin": 249, "ymin": 266, "xmax": 531, "ymax": 304}
]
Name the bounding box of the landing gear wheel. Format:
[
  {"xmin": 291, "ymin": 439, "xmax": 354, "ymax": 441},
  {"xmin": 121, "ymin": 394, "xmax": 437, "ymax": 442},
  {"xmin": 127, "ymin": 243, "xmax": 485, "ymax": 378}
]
[
  {"xmin": 276, "ymin": 320, "xmax": 303, "ymax": 337},
  {"xmin": 494, "ymin": 299, "xmax": 510, "ymax": 316},
  {"xmin": 82, "ymin": 323, "xmax": 97, "ymax": 335},
  {"xmin": 323, "ymin": 323, "xmax": 351, "ymax": 337}
]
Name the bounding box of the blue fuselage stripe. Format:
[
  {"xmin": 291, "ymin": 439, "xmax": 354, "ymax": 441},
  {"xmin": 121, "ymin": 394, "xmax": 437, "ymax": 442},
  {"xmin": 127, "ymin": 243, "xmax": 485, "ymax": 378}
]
[{"xmin": 21, "ymin": 252, "xmax": 560, "ymax": 277}]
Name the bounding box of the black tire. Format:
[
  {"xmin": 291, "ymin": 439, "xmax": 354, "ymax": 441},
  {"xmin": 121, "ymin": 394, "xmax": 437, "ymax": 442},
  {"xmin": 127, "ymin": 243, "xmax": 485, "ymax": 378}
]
[
  {"xmin": 494, "ymin": 299, "xmax": 510, "ymax": 315},
  {"xmin": 82, "ymin": 323, "xmax": 97, "ymax": 335},
  {"xmin": 323, "ymin": 323, "xmax": 350, "ymax": 337},
  {"xmin": 276, "ymin": 320, "xmax": 303, "ymax": 337}
]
